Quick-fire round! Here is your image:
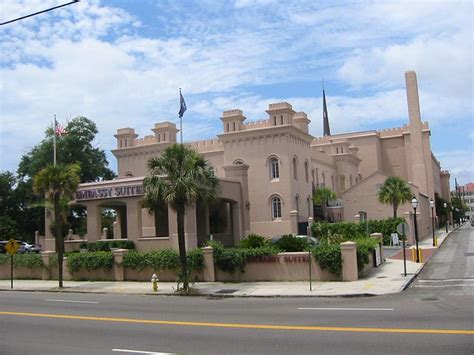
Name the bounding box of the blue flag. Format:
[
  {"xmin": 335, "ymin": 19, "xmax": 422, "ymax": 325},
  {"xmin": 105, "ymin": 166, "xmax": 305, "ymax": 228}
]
[{"xmin": 178, "ymin": 89, "xmax": 187, "ymax": 118}]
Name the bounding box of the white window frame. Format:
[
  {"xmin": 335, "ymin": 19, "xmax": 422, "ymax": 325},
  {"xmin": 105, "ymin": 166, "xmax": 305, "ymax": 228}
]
[
  {"xmin": 271, "ymin": 196, "xmax": 282, "ymax": 219},
  {"xmin": 269, "ymin": 158, "xmax": 280, "ymax": 180}
]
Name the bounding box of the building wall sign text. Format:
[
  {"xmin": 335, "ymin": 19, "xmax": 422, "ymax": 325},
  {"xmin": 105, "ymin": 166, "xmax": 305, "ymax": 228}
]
[{"xmin": 76, "ymin": 184, "xmax": 144, "ymax": 201}]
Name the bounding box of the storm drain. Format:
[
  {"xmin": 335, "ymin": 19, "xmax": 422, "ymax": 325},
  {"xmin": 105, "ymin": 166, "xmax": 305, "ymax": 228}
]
[
  {"xmin": 215, "ymin": 289, "xmax": 239, "ymax": 294},
  {"xmin": 464, "ymin": 252, "xmax": 474, "ymax": 257},
  {"xmin": 420, "ymin": 297, "xmax": 439, "ymax": 301}
]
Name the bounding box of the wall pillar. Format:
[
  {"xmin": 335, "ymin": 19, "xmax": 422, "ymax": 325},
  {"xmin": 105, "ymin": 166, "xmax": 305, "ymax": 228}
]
[
  {"xmin": 202, "ymin": 246, "xmax": 215, "ymax": 282},
  {"xmin": 86, "ymin": 204, "xmax": 101, "ymax": 243},
  {"xmin": 340, "ymin": 241, "xmax": 358, "ymax": 281},
  {"xmin": 290, "ymin": 210, "xmax": 299, "ymax": 235},
  {"xmin": 41, "ymin": 251, "xmax": 55, "ymax": 280},
  {"xmin": 113, "ymin": 249, "xmax": 129, "ymax": 281}
]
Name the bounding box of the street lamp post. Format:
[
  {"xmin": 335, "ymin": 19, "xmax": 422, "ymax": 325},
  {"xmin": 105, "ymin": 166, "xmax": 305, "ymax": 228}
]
[
  {"xmin": 443, "ymin": 202, "xmax": 448, "ymax": 233},
  {"xmin": 411, "ymin": 196, "xmax": 420, "ymax": 263},
  {"xmin": 307, "ymin": 217, "xmax": 314, "ymax": 291},
  {"xmin": 451, "ymin": 206, "xmax": 455, "ymax": 227},
  {"xmin": 430, "ymin": 198, "xmax": 435, "ymax": 246}
]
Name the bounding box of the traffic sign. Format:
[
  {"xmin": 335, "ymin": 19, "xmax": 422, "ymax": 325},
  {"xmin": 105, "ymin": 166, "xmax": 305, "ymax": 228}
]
[
  {"xmin": 396, "ymin": 222, "xmax": 409, "ymax": 236},
  {"xmin": 5, "ymin": 239, "xmax": 19, "ymax": 255}
]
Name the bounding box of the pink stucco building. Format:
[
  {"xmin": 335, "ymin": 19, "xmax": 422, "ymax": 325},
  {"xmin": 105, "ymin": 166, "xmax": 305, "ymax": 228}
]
[{"xmin": 43, "ymin": 71, "xmax": 450, "ymax": 252}]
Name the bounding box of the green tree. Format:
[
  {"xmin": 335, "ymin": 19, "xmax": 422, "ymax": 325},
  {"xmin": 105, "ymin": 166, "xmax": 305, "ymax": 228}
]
[
  {"xmin": 33, "ymin": 164, "xmax": 81, "ymax": 288},
  {"xmin": 313, "ymin": 187, "xmax": 336, "ymax": 221},
  {"xmin": 16, "ymin": 117, "xmax": 115, "ymax": 239},
  {"xmin": 378, "ymin": 176, "xmax": 412, "ymax": 218},
  {"xmin": 0, "ymin": 171, "xmax": 20, "ymax": 239},
  {"xmin": 143, "ymin": 144, "xmax": 219, "ymax": 293}
]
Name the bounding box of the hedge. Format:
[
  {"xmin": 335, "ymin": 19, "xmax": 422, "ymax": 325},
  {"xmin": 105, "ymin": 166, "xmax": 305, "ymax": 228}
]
[
  {"xmin": 0, "ymin": 253, "xmax": 44, "ymax": 269},
  {"xmin": 122, "ymin": 248, "xmax": 204, "ymax": 272},
  {"xmin": 312, "ymin": 217, "xmax": 404, "ymax": 245},
  {"xmin": 207, "ymin": 240, "xmax": 279, "ymax": 274},
  {"xmin": 312, "ymin": 237, "xmax": 379, "ymax": 278},
  {"xmin": 66, "ymin": 251, "xmax": 114, "ymax": 273},
  {"xmin": 79, "ymin": 240, "xmax": 136, "ymax": 252}
]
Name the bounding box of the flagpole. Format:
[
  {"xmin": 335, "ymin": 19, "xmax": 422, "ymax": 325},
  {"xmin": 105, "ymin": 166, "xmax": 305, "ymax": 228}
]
[
  {"xmin": 179, "ymin": 88, "xmax": 183, "ymax": 144},
  {"xmin": 53, "ymin": 114, "xmax": 57, "ymax": 165}
]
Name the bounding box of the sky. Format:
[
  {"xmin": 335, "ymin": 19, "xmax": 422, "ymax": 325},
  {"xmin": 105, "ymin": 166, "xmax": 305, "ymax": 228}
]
[{"xmin": 0, "ymin": 0, "xmax": 473, "ymax": 187}]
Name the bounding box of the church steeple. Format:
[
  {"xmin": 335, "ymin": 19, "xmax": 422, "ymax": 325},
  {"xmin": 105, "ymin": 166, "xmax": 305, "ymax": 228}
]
[{"xmin": 322, "ymin": 82, "xmax": 331, "ymax": 136}]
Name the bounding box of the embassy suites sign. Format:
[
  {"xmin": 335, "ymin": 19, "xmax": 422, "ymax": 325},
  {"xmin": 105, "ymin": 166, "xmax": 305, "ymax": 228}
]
[{"xmin": 75, "ymin": 184, "xmax": 144, "ymax": 201}]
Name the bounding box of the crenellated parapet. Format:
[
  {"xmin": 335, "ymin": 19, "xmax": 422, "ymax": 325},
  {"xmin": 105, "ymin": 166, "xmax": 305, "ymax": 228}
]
[{"xmin": 187, "ymin": 139, "xmax": 223, "ymax": 153}]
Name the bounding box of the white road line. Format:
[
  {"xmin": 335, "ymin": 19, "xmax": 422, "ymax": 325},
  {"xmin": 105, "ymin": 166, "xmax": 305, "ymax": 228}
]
[
  {"xmin": 45, "ymin": 299, "xmax": 99, "ymax": 304},
  {"xmin": 418, "ymin": 279, "xmax": 474, "ymax": 283},
  {"xmin": 414, "ymin": 284, "xmax": 474, "ymax": 288},
  {"xmin": 297, "ymin": 307, "xmax": 394, "ymax": 311},
  {"xmin": 112, "ymin": 349, "xmax": 175, "ymax": 354}
]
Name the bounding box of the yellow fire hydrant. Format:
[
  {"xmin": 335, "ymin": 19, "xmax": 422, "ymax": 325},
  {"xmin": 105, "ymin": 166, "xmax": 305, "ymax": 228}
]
[{"xmin": 151, "ymin": 273, "xmax": 158, "ymax": 292}]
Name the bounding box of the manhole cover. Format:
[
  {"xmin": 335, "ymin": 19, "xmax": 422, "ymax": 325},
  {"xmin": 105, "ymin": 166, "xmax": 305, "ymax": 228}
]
[
  {"xmin": 377, "ymin": 276, "xmax": 387, "ymax": 279},
  {"xmin": 215, "ymin": 289, "xmax": 238, "ymax": 294},
  {"xmin": 420, "ymin": 297, "xmax": 439, "ymax": 301}
]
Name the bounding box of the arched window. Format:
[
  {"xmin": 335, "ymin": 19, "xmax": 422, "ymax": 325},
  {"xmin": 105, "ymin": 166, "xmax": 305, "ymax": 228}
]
[
  {"xmin": 311, "ymin": 169, "xmax": 315, "ymax": 183},
  {"xmin": 295, "ymin": 194, "xmax": 299, "ymax": 211},
  {"xmin": 271, "ymin": 196, "xmax": 282, "ymax": 219},
  {"xmin": 322, "ymin": 172, "xmax": 326, "ymax": 186},
  {"xmin": 293, "ymin": 157, "xmax": 298, "ymax": 180},
  {"xmin": 307, "ymin": 196, "xmax": 311, "ymax": 217},
  {"xmin": 331, "ymin": 174, "xmax": 335, "ymax": 190},
  {"xmin": 304, "ymin": 161, "xmax": 309, "ymax": 182},
  {"xmin": 269, "ymin": 157, "xmax": 279, "ymax": 180}
]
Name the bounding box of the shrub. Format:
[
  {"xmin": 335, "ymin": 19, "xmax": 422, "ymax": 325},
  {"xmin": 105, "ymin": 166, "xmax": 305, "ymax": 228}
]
[
  {"xmin": 206, "ymin": 240, "xmax": 280, "ymax": 274},
  {"xmin": 14, "ymin": 253, "xmax": 44, "ymax": 269},
  {"xmin": 239, "ymin": 234, "xmax": 269, "ymax": 249},
  {"xmin": 67, "ymin": 251, "xmax": 114, "ymax": 273},
  {"xmin": 187, "ymin": 248, "xmax": 204, "ymax": 272},
  {"xmin": 272, "ymin": 234, "xmax": 308, "ymax": 252},
  {"xmin": 80, "ymin": 240, "xmax": 136, "ymax": 252},
  {"xmin": 355, "ymin": 238, "xmax": 379, "ymax": 273},
  {"xmin": 122, "ymin": 249, "xmax": 204, "ymax": 272},
  {"xmin": 312, "ymin": 243, "xmax": 342, "ymax": 277},
  {"xmin": 313, "ymin": 217, "xmax": 404, "ymax": 245},
  {"xmin": 0, "ymin": 253, "xmax": 44, "ymax": 268},
  {"xmin": 0, "ymin": 254, "xmax": 9, "ymax": 265},
  {"xmin": 213, "ymin": 247, "xmax": 246, "ymax": 274},
  {"xmin": 241, "ymin": 245, "xmax": 280, "ymax": 258}
]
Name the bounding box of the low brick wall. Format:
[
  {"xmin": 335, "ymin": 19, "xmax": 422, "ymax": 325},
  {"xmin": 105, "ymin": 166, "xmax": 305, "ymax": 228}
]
[
  {"xmin": 215, "ymin": 252, "xmax": 338, "ymax": 282},
  {"xmin": 0, "ymin": 266, "xmax": 42, "ymax": 280},
  {"xmin": 1, "ymin": 239, "xmax": 384, "ymax": 282}
]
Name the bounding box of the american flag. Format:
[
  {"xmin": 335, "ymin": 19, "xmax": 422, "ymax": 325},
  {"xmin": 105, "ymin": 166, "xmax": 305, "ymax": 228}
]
[{"xmin": 54, "ymin": 119, "xmax": 66, "ymax": 136}]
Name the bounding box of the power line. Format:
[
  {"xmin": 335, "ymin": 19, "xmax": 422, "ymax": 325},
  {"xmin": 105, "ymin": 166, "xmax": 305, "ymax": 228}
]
[{"xmin": 1, "ymin": 1, "xmax": 79, "ymax": 26}]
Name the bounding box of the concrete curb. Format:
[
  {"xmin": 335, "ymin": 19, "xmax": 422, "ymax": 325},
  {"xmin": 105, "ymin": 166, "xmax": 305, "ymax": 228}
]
[{"xmin": 0, "ymin": 287, "xmax": 379, "ymax": 298}]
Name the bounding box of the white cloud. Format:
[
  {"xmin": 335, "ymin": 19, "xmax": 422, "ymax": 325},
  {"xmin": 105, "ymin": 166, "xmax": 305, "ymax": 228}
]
[
  {"xmin": 435, "ymin": 149, "xmax": 474, "ymax": 187},
  {"xmin": 0, "ymin": 0, "xmax": 472, "ymax": 178}
]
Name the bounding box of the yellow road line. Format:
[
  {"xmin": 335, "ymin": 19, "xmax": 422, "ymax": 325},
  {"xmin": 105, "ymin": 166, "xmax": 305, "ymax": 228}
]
[{"xmin": 0, "ymin": 311, "xmax": 472, "ymax": 335}]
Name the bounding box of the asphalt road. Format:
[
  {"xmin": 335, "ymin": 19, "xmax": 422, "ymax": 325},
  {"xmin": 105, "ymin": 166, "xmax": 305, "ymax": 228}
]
[{"xmin": 0, "ymin": 226, "xmax": 472, "ymax": 355}]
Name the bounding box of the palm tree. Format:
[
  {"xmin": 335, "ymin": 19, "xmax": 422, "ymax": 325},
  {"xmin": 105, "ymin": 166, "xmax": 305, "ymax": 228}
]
[
  {"xmin": 143, "ymin": 144, "xmax": 219, "ymax": 293},
  {"xmin": 33, "ymin": 164, "xmax": 81, "ymax": 287},
  {"xmin": 313, "ymin": 187, "xmax": 336, "ymax": 221},
  {"xmin": 378, "ymin": 176, "xmax": 412, "ymax": 218}
]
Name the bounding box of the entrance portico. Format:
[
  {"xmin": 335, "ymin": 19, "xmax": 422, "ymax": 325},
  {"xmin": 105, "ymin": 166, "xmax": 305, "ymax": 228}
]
[{"xmin": 44, "ymin": 173, "xmax": 248, "ymax": 252}]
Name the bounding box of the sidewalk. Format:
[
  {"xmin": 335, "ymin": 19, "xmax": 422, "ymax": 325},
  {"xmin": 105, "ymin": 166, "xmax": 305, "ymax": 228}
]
[{"xmin": 0, "ymin": 228, "xmax": 454, "ymax": 298}]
